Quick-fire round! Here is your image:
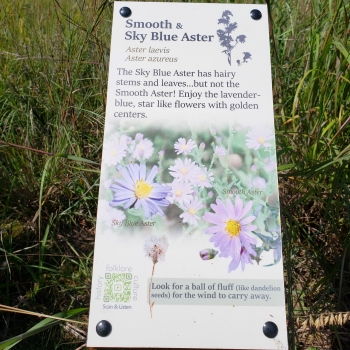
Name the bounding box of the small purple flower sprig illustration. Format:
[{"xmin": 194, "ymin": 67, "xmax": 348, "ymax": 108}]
[{"xmin": 217, "ymin": 10, "xmax": 251, "ymax": 66}]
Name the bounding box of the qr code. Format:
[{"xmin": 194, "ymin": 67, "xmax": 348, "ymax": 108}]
[{"xmin": 104, "ymin": 273, "xmax": 132, "ymax": 302}]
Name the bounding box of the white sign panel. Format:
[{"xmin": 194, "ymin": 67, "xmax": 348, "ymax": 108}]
[{"xmin": 87, "ymin": 2, "xmax": 288, "ymax": 349}]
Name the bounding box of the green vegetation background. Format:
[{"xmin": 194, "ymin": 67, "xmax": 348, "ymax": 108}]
[{"xmin": 0, "ymin": 0, "xmax": 349, "ymax": 349}]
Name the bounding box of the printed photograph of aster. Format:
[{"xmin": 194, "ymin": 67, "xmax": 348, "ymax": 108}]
[
  {"xmin": 99, "ymin": 124, "xmax": 282, "ymax": 272},
  {"xmin": 246, "ymin": 127, "xmax": 274, "ymax": 150},
  {"xmin": 169, "ymin": 158, "xmax": 200, "ymax": 183},
  {"xmin": 110, "ymin": 163, "xmax": 171, "ymax": 219},
  {"xmin": 132, "ymin": 137, "xmax": 154, "ymax": 161},
  {"xmin": 174, "ymin": 138, "xmax": 196, "ymax": 155},
  {"xmin": 193, "ymin": 167, "xmax": 214, "ymax": 189},
  {"xmin": 102, "ymin": 133, "xmax": 128, "ymax": 166},
  {"xmin": 180, "ymin": 197, "xmax": 203, "ymax": 226},
  {"xmin": 203, "ymin": 196, "xmax": 258, "ymax": 272},
  {"xmin": 166, "ymin": 179, "xmax": 194, "ymax": 206}
]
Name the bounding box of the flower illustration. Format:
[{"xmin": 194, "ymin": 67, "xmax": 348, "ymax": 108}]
[
  {"xmin": 252, "ymin": 176, "xmax": 267, "ymax": 190},
  {"xmin": 217, "ymin": 10, "xmax": 250, "ymax": 66},
  {"xmin": 264, "ymin": 158, "xmax": 277, "ymax": 172},
  {"xmin": 237, "ymin": 246, "xmax": 257, "ymax": 271},
  {"xmin": 236, "ymin": 35, "xmax": 246, "ymax": 43},
  {"xmin": 180, "ymin": 197, "xmax": 203, "ymax": 226},
  {"xmin": 203, "ymin": 196, "xmax": 258, "ymax": 272},
  {"xmin": 199, "ymin": 248, "xmax": 219, "ymax": 260},
  {"xmin": 144, "ymin": 235, "xmax": 169, "ymax": 264},
  {"xmin": 133, "ymin": 138, "xmax": 154, "ymax": 161},
  {"xmin": 166, "ymin": 179, "xmax": 194, "ymax": 206},
  {"xmin": 174, "ymin": 138, "xmax": 196, "ymax": 155},
  {"xmin": 169, "ymin": 158, "xmax": 200, "ymax": 182},
  {"xmin": 102, "ymin": 134, "xmax": 128, "ymax": 166},
  {"xmin": 193, "ymin": 167, "xmax": 214, "ymax": 189},
  {"xmin": 135, "ymin": 132, "xmax": 144, "ymax": 141},
  {"xmin": 98, "ymin": 199, "xmax": 126, "ymax": 229},
  {"xmin": 110, "ymin": 163, "xmax": 171, "ymax": 219},
  {"xmin": 215, "ymin": 145, "xmax": 227, "ymax": 157},
  {"xmin": 246, "ymin": 127, "xmax": 274, "ymax": 150}
]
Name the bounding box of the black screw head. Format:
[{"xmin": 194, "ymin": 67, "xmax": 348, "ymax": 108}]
[
  {"xmin": 263, "ymin": 321, "xmax": 278, "ymax": 338},
  {"xmin": 96, "ymin": 320, "xmax": 112, "ymax": 337},
  {"xmin": 250, "ymin": 9, "xmax": 262, "ymax": 20},
  {"xmin": 120, "ymin": 7, "xmax": 131, "ymax": 18}
]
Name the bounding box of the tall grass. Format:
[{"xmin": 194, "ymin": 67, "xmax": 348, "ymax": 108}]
[
  {"xmin": 270, "ymin": 0, "xmax": 350, "ymax": 348},
  {"xmin": 0, "ymin": 0, "xmax": 349, "ymax": 349},
  {"xmin": 0, "ymin": 1, "xmax": 109, "ymax": 348}
]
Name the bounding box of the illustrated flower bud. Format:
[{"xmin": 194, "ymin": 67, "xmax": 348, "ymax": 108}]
[
  {"xmin": 199, "ymin": 249, "xmax": 219, "ymax": 260},
  {"xmin": 135, "ymin": 132, "xmax": 144, "ymax": 141},
  {"xmin": 199, "ymin": 142, "xmax": 205, "ymax": 149}
]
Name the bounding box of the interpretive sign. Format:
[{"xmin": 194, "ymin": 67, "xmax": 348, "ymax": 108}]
[{"xmin": 87, "ymin": 2, "xmax": 288, "ymax": 349}]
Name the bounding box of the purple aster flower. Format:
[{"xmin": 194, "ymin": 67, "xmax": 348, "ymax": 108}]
[
  {"xmin": 246, "ymin": 127, "xmax": 274, "ymax": 150},
  {"xmin": 166, "ymin": 179, "xmax": 194, "ymax": 206},
  {"xmin": 102, "ymin": 134, "xmax": 128, "ymax": 166},
  {"xmin": 252, "ymin": 176, "xmax": 267, "ymax": 190},
  {"xmin": 193, "ymin": 167, "xmax": 214, "ymax": 189},
  {"xmin": 264, "ymin": 158, "xmax": 277, "ymax": 172},
  {"xmin": 179, "ymin": 197, "xmax": 203, "ymax": 226},
  {"xmin": 135, "ymin": 133, "xmax": 144, "ymax": 141},
  {"xmin": 98, "ymin": 199, "xmax": 126, "ymax": 229},
  {"xmin": 236, "ymin": 246, "xmax": 257, "ymax": 271},
  {"xmin": 110, "ymin": 163, "xmax": 171, "ymax": 219},
  {"xmin": 169, "ymin": 158, "xmax": 200, "ymax": 183},
  {"xmin": 215, "ymin": 145, "xmax": 227, "ymax": 157},
  {"xmin": 133, "ymin": 138, "xmax": 154, "ymax": 161},
  {"xmin": 174, "ymin": 138, "xmax": 196, "ymax": 155},
  {"xmin": 203, "ymin": 196, "xmax": 258, "ymax": 272}
]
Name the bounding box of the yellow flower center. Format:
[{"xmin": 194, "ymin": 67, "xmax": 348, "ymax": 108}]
[
  {"xmin": 225, "ymin": 219, "xmax": 241, "ymax": 238},
  {"xmin": 182, "ymin": 144, "xmax": 189, "ymax": 150},
  {"xmin": 175, "ymin": 189, "xmax": 183, "ymax": 197},
  {"xmin": 199, "ymin": 174, "xmax": 206, "ymax": 181},
  {"xmin": 188, "ymin": 208, "xmax": 196, "ymax": 215},
  {"xmin": 134, "ymin": 179, "xmax": 153, "ymax": 199},
  {"xmin": 258, "ymin": 137, "xmax": 265, "ymax": 144},
  {"xmin": 111, "ymin": 150, "xmax": 117, "ymax": 156},
  {"xmin": 181, "ymin": 167, "xmax": 188, "ymax": 175}
]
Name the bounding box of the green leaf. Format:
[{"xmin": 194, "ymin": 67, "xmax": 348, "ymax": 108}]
[{"xmin": 0, "ymin": 308, "xmax": 88, "ymax": 350}]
